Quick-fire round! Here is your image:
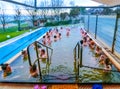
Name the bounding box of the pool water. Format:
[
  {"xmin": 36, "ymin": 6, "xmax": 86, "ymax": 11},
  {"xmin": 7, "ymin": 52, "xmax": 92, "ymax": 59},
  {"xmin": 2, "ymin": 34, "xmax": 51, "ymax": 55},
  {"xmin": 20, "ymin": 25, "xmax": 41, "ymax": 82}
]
[{"xmin": 0, "ymin": 24, "xmax": 120, "ymax": 83}]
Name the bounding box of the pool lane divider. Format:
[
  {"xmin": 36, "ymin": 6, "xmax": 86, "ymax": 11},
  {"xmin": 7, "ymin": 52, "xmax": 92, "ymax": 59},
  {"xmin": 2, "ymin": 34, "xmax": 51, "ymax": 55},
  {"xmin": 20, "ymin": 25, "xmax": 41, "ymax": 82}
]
[
  {"xmin": 87, "ymin": 32, "xmax": 120, "ymax": 71},
  {"xmin": 0, "ymin": 27, "xmax": 50, "ymax": 71}
]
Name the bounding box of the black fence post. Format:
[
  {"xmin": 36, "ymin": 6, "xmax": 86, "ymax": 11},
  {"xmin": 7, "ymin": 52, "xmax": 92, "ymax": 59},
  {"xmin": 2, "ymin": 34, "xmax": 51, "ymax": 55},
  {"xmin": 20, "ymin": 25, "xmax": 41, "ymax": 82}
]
[
  {"xmin": 87, "ymin": 15, "xmax": 90, "ymax": 32},
  {"xmin": 112, "ymin": 14, "xmax": 120, "ymax": 53},
  {"xmin": 95, "ymin": 15, "xmax": 98, "ymax": 39}
]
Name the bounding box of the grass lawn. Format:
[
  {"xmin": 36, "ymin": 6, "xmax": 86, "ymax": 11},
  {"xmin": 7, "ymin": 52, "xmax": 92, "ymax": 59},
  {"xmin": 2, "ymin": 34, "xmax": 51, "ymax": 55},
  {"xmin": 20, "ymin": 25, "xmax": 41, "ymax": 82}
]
[
  {"xmin": 0, "ymin": 23, "xmax": 30, "ymax": 42},
  {"xmin": 0, "ymin": 30, "xmax": 29, "ymax": 42}
]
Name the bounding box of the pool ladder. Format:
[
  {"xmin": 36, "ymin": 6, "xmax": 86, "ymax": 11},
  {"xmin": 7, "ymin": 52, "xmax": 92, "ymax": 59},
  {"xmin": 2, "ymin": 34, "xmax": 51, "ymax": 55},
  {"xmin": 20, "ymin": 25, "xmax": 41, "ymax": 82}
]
[
  {"xmin": 73, "ymin": 41, "xmax": 83, "ymax": 79},
  {"xmin": 27, "ymin": 41, "xmax": 53, "ymax": 81}
]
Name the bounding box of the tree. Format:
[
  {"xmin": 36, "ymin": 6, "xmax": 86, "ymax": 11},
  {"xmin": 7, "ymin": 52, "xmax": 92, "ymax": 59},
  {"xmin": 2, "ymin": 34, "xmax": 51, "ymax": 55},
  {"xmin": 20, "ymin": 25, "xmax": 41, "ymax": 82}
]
[
  {"xmin": 70, "ymin": 8, "xmax": 80, "ymax": 18},
  {"xmin": 39, "ymin": 0, "xmax": 49, "ymax": 19},
  {"xmin": 102, "ymin": 8, "xmax": 113, "ymax": 15},
  {"xmin": 114, "ymin": 7, "xmax": 120, "ymax": 14},
  {"xmin": 60, "ymin": 12, "xmax": 69, "ymax": 20},
  {"xmin": 50, "ymin": 0, "xmax": 64, "ymax": 20},
  {"xmin": 14, "ymin": 6, "xmax": 21, "ymax": 31},
  {"xmin": 24, "ymin": 0, "xmax": 37, "ymax": 27},
  {"xmin": 0, "ymin": 8, "xmax": 8, "ymax": 32}
]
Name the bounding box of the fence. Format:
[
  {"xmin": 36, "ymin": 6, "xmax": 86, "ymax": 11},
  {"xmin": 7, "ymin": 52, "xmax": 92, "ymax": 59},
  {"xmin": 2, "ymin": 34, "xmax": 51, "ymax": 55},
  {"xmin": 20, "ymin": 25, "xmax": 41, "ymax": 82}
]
[{"xmin": 84, "ymin": 12, "xmax": 120, "ymax": 57}]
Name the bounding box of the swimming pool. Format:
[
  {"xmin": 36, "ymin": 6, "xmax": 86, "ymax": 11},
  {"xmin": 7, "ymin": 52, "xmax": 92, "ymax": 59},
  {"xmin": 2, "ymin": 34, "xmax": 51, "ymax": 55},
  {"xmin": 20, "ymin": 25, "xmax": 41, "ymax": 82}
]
[{"xmin": 0, "ymin": 24, "xmax": 120, "ymax": 83}]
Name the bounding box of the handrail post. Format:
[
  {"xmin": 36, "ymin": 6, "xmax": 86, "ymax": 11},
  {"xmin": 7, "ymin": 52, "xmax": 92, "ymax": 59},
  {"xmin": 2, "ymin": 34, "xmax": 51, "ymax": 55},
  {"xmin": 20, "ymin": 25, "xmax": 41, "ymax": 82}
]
[
  {"xmin": 78, "ymin": 43, "xmax": 80, "ymax": 59},
  {"xmin": 46, "ymin": 47, "xmax": 49, "ymax": 63},
  {"xmin": 80, "ymin": 44, "xmax": 83, "ymax": 67},
  {"xmin": 27, "ymin": 45, "xmax": 32, "ymax": 66},
  {"xmin": 50, "ymin": 49, "xmax": 53, "ymax": 64},
  {"xmin": 77, "ymin": 43, "xmax": 80, "ymax": 77},
  {"xmin": 77, "ymin": 60, "xmax": 79, "ymax": 77},
  {"xmin": 35, "ymin": 41, "xmax": 42, "ymax": 80},
  {"xmin": 74, "ymin": 47, "xmax": 76, "ymax": 61}
]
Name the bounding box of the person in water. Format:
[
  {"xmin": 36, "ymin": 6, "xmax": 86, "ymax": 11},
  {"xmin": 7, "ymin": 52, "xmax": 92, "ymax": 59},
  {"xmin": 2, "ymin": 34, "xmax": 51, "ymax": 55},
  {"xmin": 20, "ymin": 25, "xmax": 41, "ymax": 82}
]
[
  {"xmin": 54, "ymin": 35, "xmax": 57, "ymax": 42},
  {"xmin": 66, "ymin": 28, "xmax": 70, "ymax": 36},
  {"xmin": 89, "ymin": 38, "xmax": 96, "ymax": 49},
  {"xmin": 29, "ymin": 64, "xmax": 38, "ymax": 77},
  {"xmin": 80, "ymin": 28, "xmax": 84, "ymax": 37},
  {"xmin": 83, "ymin": 32, "xmax": 87, "ymax": 38},
  {"xmin": 95, "ymin": 46, "xmax": 102, "ymax": 57},
  {"xmin": 42, "ymin": 36, "xmax": 46, "ymax": 45},
  {"xmin": 80, "ymin": 40, "xmax": 83, "ymax": 45},
  {"xmin": 40, "ymin": 49, "xmax": 47, "ymax": 59},
  {"xmin": 1, "ymin": 63, "xmax": 12, "ymax": 78},
  {"xmin": 99, "ymin": 54, "xmax": 106, "ymax": 65},
  {"xmin": 48, "ymin": 29, "xmax": 52, "ymax": 36},
  {"xmin": 22, "ymin": 50, "xmax": 28, "ymax": 60},
  {"xmin": 104, "ymin": 58, "xmax": 112, "ymax": 72},
  {"xmin": 83, "ymin": 37, "xmax": 87, "ymax": 46},
  {"xmin": 58, "ymin": 33, "xmax": 61, "ymax": 39},
  {"xmin": 46, "ymin": 36, "xmax": 52, "ymax": 46}
]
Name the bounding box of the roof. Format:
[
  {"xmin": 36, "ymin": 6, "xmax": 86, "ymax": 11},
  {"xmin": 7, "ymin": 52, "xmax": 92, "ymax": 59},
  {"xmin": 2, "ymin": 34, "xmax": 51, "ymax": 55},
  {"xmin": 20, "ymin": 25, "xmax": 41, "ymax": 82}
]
[{"xmin": 92, "ymin": 0, "xmax": 120, "ymax": 6}]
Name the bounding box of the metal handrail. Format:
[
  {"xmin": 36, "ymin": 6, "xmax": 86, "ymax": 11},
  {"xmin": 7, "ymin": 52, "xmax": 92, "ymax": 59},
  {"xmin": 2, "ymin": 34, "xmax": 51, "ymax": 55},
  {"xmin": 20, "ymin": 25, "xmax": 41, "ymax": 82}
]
[
  {"xmin": 73, "ymin": 41, "xmax": 83, "ymax": 78},
  {"xmin": 73, "ymin": 42, "xmax": 80, "ymax": 61},
  {"xmin": 35, "ymin": 41, "xmax": 53, "ymax": 50},
  {"xmin": 33, "ymin": 57, "xmax": 50, "ymax": 75},
  {"xmin": 27, "ymin": 41, "xmax": 53, "ymax": 81},
  {"xmin": 35, "ymin": 41, "xmax": 53, "ymax": 63},
  {"xmin": 27, "ymin": 41, "xmax": 53, "ymax": 66}
]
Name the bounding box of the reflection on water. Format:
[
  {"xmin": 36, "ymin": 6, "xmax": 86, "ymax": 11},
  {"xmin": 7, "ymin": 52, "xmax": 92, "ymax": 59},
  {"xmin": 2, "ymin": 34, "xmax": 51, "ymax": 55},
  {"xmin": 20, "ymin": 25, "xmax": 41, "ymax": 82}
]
[{"xmin": 0, "ymin": 24, "xmax": 120, "ymax": 83}]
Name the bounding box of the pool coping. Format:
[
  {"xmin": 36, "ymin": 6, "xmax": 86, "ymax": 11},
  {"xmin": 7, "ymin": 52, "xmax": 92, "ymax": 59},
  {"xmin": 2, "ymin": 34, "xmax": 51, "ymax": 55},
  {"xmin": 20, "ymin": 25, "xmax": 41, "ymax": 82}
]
[{"xmin": 0, "ymin": 29, "xmax": 46, "ymax": 71}]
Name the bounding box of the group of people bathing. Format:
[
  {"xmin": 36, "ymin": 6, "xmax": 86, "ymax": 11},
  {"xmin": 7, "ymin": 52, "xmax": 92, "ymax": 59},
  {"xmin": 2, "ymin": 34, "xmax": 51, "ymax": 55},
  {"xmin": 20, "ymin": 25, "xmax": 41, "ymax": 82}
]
[
  {"xmin": 42, "ymin": 27, "xmax": 70, "ymax": 46},
  {"xmin": 0, "ymin": 27, "xmax": 71, "ymax": 78},
  {"xmin": 29, "ymin": 27, "xmax": 71, "ymax": 77},
  {"xmin": 22, "ymin": 27, "xmax": 71, "ymax": 77},
  {"xmin": 80, "ymin": 28, "xmax": 112, "ymax": 72}
]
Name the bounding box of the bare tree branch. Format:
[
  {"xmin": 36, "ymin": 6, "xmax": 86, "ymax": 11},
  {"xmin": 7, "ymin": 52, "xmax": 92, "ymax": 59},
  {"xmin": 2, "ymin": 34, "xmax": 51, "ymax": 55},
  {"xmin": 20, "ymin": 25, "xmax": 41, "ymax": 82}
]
[
  {"xmin": 50, "ymin": 0, "xmax": 64, "ymax": 20},
  {"xmin": 0, "ymin": 5, "xmax": 8, "ymax": 32},
  {"xmin": 24, "ymin": 0, "xmax": 37, "ymax": 27},
  {"xmin": 14, "ymin": 6, "xmax": 21, "ymax": 31}
]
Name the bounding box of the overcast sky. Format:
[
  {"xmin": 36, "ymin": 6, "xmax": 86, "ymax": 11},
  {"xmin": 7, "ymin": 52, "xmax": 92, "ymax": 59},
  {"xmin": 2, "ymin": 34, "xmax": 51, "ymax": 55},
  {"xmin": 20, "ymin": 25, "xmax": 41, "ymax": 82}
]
[{"xmin": 0, "ymin": 0, "xmax": 102, "ymax": 14}]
